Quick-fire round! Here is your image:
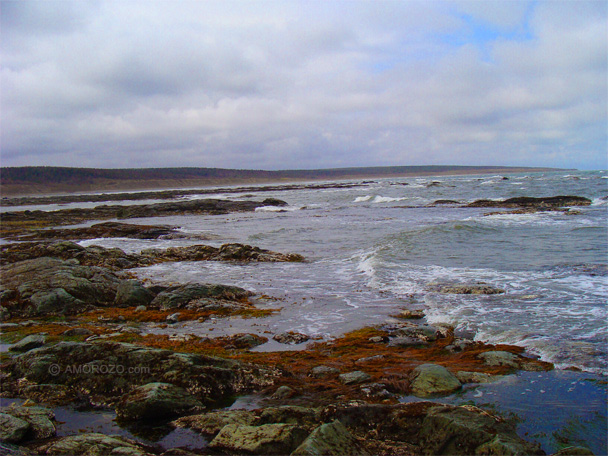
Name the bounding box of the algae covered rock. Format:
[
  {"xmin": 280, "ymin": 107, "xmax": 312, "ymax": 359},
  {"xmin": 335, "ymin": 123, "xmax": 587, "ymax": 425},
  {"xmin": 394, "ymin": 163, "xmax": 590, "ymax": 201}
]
[
  {"xmin": 150, "ymin": 283, "xmax": 252, "ymax": 310},
  {"xmin": 0, "ymin": 413, "xmax": 30, "ymax": 443},
  {"xmin": 292, "ymin": 420, "xmax": 370, "ymax": 456},
  {"xmin": 209, "ymin": 423, "xmax": 309, "ymax": 455},
  {"xmin": 339, "ymin": 371, "xmax": 372, "ymax": 385},
  {"xmin": 410, "ymin": 364, "xmax": 461, "ymax": 397},
  {"xmin": 114, "ymin": 280, "xmax": 155, "ymax": 307},
  {"xmin": 0, "ymin": 406, "xmax": 55, "ymax": 440},
  {"xmin": 115, "ymin": 382, "xmax": 203, "ymax": 421},
  {"xmin": 37, "ymin": 433, "xmax": 152, "ymax": 456},
  {"xmin": 172, "ymin": 410, "xmax": 257, "ymax": 435}
]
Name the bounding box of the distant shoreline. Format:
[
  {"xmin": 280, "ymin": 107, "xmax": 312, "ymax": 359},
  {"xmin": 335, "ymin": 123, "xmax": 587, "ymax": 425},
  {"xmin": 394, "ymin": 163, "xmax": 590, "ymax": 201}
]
[{"xmin": 0, "ymin": 165, "xmax": 563, "ymax": 197}]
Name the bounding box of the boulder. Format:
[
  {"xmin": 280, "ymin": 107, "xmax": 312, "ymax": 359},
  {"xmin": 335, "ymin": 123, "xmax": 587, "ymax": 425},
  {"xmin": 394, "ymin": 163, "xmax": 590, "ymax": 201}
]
[
  {"xmin": 3, "ymin": 341, "xmax": 280, "ymax": 408},
  {"xmin": 410, "ymin": 364, "xmax": 461, "ymax": 397},
  {"xmin": 9, "ymin": 335, "xmax": 46, "ymax": 353},
  {"xmin": 271, "ymin": 386, "xmax": 296, "ymax": 400},
  {"xmin": 115, "ymin": 382, "xmax": 203, "ymax": 421},
  {"xmin": 0, "ymin": 257, "xmax": 120, "ymax": 317},
  {"xmin": 428, "ymin": 283, "xmax": 505, "ymax": 295},
  {"xmin": 114, "ymin": 280, "xmax": 155, "ymax": 307},
  {"xmin": 339, "ymin": 371, "xmax": 372, "ymax": 385},
  {"xmin": 419, "ymin": 405, "xmax": 544, "ymax": 455},
  {"xmin": 292, "ymin": 420, "xmax": 370, "ymax": 456},
  {"xmin": 551, "ymin": 446, "xmax": 595, "ymax": 455},
  {"xmin": 257, "ymin": 406, "xmax": 320, "ymax": 427},
  {"xmin": 0, "ymin": 414, "xmax": 29, "ymax": 443},
  {"xmin": 209, "ymin": 423, "xmax": 309, "ymax": 455},
  {"xmin": 0, "ymin": 406, "xmax": 55, "ymax": 440}
]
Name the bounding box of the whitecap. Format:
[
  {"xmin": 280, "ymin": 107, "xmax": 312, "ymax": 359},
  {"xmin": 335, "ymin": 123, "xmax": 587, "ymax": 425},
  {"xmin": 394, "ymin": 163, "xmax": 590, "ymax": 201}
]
[
  {"xmin": 354, "ymin": 195, "xmax": 372, "ymax": 202},
  {"xmin": 255, "ymin": 206, "xmax": 300, "ymax": 212}
]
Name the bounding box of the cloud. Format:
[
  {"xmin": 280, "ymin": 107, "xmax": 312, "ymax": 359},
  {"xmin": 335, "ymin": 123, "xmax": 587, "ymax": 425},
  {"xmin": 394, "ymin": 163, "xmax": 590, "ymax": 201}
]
[{"xmin": 1, "ymin": 0, "xmax": 606, "ymax": 170}]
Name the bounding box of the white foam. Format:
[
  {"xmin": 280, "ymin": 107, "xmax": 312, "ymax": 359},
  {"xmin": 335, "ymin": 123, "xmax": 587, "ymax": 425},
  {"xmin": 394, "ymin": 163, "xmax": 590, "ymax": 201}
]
[
  {"xmin": 255, "ymin": 206, "xmax": 300, "ymax": 212},
  {"xmin": 372, "ymin": 195, "xmax": 408, "ymax": 203},
  {"xmin": 354, "ymin": 195, "xmax": 372, "ymax": 202}
]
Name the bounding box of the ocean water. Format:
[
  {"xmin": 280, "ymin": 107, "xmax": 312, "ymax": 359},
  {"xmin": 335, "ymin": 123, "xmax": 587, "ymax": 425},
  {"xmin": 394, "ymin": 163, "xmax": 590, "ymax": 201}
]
[{"xmin": 81, "ymin": 170, "xmax": 608, "ymax": 375}]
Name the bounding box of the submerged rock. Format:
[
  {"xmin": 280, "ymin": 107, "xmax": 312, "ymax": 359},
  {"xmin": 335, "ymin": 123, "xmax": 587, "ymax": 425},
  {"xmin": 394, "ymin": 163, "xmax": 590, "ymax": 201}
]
[
  {"xmin": 273, "ymin": 332, "xmax": 310, "ymax": 345},
  {"xmin": 428, "ymin": 283, "xmax": 505, "ymax": 295},
  {"xmin": 467, "ymin": 195, "xmax": 592, "ymax": 209}
]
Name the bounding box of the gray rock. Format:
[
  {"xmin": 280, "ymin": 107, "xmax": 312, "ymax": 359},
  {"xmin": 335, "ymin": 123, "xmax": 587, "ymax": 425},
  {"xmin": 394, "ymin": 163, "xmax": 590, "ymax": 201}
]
[
  {"xmin": 310, "ymin": 366, "xmax": 340, "ymax": 378},
  {"xmin": 292, "ymin": 420, "xmax": 370, "ymax": 456},
  {"xmin": 0, "ymin": 441, "xmax": 33, "ymax": 456},
  {"xmin": 0, "ymin": 257, "xmax": 120, "ymax": 317},
  {"xmin": 166, "ymin": 313, "xmax": 181, "ymax": 324},
  {"xmin": 410, "ymin": 364, "xmax": 461, "ymax": 397},
  {"xmin": 273, "ymin": 332, "xmax": 310, "ymax": 345},
  {"xmin": 9, "ymin": 335, "xmax": 46, "ymax": 353},
  {"xmin": 355, "ymin": 355, "xmax": 385, "ymax": 365},
  {"xmin": 171, "ymin": 410, "xmax": 257, "ymax": 435},
  {"xmin": 399, "ymin": 309, "xmax": 425, "ymax": 319},
  {"xmin": 388, "ymin": 336, "xmax": 429, "ymax": 348},
  {"xmin": 209, "ymin": 423, "xmax": 309, "ymax": 455},
  {"xmin": 134, "ymin": 305, "xmax": 147, "ymax": 312},
  {"xmin": 257, "ymin": 406, "xmax": 320, "ymax": 427},
  {"xmin": 115, "ymin": 280, "xmax": 155, "ymax": 307},
  {"xmin": 478, "ymin": 351, "xmax": 520, "ymax": 368},
  {"xmin": 62, "ymin": 328, "xmax": 94, "ymax": 337},
  {"xmin": 151, "ymin": 283, "xmax": 251, "ymax": 310},
  {"xmin": 428, "ymin": 283, "xmax": 505, "ymax": 295},
  {"xmin": 339, "ymin": 371, "xmax": 372, "ymax": 385},
  {"xmin": 115, "ymin": 382, "xmax": 203, "ymax": 421},
  {"xmin": 232, "ymin": 334, "xmax": 267, "ymax": 349},
  {"xmin": 0, "ymin": 413, "xmax": 29, "ymax": 443},
  {"xmin": 1, "ymin": 406, "xmax": 55, "ymax": 440}
]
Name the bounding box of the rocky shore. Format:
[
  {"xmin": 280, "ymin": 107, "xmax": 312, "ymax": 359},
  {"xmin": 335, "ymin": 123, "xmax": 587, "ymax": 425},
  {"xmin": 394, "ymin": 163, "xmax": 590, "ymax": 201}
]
[{"xmin": 0, "ymin": 195, "xmax": 598, "ymax": 455}]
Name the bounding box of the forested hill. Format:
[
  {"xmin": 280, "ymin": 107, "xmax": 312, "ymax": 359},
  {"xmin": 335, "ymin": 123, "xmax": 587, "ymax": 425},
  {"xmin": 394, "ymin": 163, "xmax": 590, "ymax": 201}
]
[{"xmin": 1, "ymin": 165, "xmax": 558, "ymax": 196}]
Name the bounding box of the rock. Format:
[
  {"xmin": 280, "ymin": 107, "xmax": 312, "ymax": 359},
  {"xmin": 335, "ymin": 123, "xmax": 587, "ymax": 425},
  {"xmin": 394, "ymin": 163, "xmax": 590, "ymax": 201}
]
[
  {"xmin": 445, "ymin": 339, "xmax": 474, "ymax": 353},
  {"xmin": 257, "ymin": 406, "xmax": 320, "ymax": 427},
  {"xmin": 410, "ymin": 364, "xmax": 461, "ymax": 397},
  {"xmin": 273, "ymin": 332, "xmax": 310, "ymax": 345},
  {"xmin": 388, "ymin": 336, "xmax": 429, "ymax": 348},
  {"xmin": 339, "ymin": 371, "xmax": 371, "ymax": 385},
  {"xmin": 1, "ymin": 406, "xmax": 55, "ymax": 440},
  {"xmin": 115, "ymin": 382, "xmax": 203, "ymax": 421},
  {"xmin": 368, "ymin": 336, "xmax": 386, "ymax": 343},
  {"xmin": 150, "ymin": 283, "xmax": 252, "ymax": 310},
  {"xmin": 209, "ymin": 423, "xmax": 309, "ymax": 455},
  {"xmin": 9, "ymin": 335, "xmax": 46, "ymax": 353},
  {"xmin": 311, "ymin": 366, "xmax": 340, "ymax": 378},
  {"xmin": 171, "ymin": 410, "xmax": 257, "ymax": 435},
  {"xmin": 115, "ymin": 280, "xmax": 155, "ymax": 307},
  {"xmin": 428, "ymin": 283, "xmax": 505, "ymax": 295},
  {"xmin": 355, "ymin": 355, "xmax": 385, "ymax": 365},
  {"xmin": 478, "ymin": 351, "xmax": 520, "ymax": 368},
  {"xmin": 271, "ymin": 386, "xmax": 296, "ymax": 400},
  {"xmin": 399, "ymin": 309, "xmax": 425, "ymax": 319},
  {"xmin": 0, "ymin": 441, "xmax": 33, "ymax": 456},
  {"xmin": 37, "ymin": 433, "xmax": 151, "ymax": 456},
  {"xmin": 551, "ymin": 446, "xmax": 595, "ymax": 455},
  {"xmin": 292, "ymin": 420, "xmax": 370, "ymax": 456},
  {"xmin": 3, "ymin": 341, "xmax": 280, "ymax": 408},
  {"xmin": 232, "ymin": 334, "xmax": 268, "ymax": 349},
  {"xmin": 0, "ymin": 413, "xmax": 30, "ymax": 443},
  {"xmin": 0, "ymin": 257, "xmax": 120, "ymax": 317},
  {"xmin": 455, "ymin": 371, "xmax": 506, "ymax": 384},
  {"xmin": 359, "ymin": 383, "xmax": 393, "ymax": 400},
  {"xmin": 419, "ymin": 405, "xmax": 544, "ymax": 455},
  {"xmin": 62, "ymin": 328, "xmax": 94, "ymax": 337},
  {"xmin": 166, "ymin": 313, "xmax": 181, "ymax": 324},
  {"xmin": 467, "ymin": 195, "xmax": 592, "ymax": 209}
]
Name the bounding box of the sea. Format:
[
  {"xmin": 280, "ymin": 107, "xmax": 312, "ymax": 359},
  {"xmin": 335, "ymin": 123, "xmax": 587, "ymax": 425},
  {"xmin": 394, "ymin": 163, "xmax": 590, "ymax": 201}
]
[{"xmin": 6, "ymin": 169, "xmax": 608, "ymax": 453}]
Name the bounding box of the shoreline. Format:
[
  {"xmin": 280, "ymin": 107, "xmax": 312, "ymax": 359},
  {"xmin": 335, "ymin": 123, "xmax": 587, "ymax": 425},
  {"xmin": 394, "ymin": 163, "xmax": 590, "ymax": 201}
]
[
  {"xmin": 0, "ymin": 166, "xmax": 562, "ymax": 197},
  {"xmin": 0, "ymin": 186, "xmax": 605, "ymax": 455}
]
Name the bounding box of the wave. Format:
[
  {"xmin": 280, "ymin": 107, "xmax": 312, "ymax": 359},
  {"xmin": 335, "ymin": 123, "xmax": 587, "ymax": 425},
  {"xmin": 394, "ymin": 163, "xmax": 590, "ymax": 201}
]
[
  {"xmin": 255, "ymin": 205, "xmax": 301, "ymax": 212},
  {"xmin": 353, "ymin": 195, "xmax": 409, "ymax": 203}
]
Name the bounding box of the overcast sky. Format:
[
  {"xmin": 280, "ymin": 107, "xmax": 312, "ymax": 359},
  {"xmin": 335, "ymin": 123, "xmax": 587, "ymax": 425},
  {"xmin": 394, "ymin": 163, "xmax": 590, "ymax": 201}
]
[{"xmin": 1, "ymin": 1, "xmax": 606, "ymax": 170}]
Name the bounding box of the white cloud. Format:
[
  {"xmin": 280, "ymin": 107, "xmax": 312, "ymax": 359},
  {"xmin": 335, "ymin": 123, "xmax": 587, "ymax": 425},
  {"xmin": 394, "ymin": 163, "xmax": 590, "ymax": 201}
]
[{"xmin": 1, "ymin": 0, "xmax": 606, "ymax": 170}]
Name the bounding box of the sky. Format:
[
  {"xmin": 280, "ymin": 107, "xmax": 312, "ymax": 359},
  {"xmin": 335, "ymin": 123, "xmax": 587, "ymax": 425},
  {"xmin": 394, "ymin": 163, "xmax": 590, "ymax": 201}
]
[{"xmin": 1, "ymin": 0, "xmax": 606, "ymax": 171}]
